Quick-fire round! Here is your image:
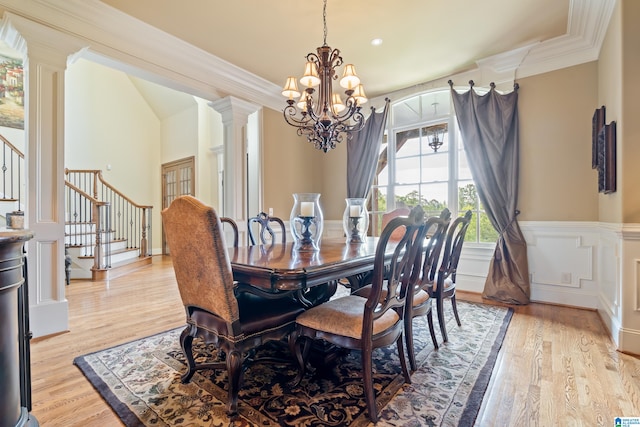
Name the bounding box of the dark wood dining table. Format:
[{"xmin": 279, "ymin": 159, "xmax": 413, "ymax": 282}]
[{"xmin": 229, "ymin": 237, "xmax": 380, "ymax": 307}]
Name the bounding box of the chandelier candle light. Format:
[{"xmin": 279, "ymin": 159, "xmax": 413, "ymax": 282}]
[{"xmin": 282, "ymin": 0, "xmax": 368, "ymax": 152}]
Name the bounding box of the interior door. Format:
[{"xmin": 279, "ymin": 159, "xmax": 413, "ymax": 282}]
[{"xmin": 161, "ymin": 156, "xmax": 195, "ymax": 254}]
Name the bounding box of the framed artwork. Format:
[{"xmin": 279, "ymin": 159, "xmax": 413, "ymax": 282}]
[
  {"xmin": 592, "ymin": 106, "xmax": 605, "ymax": 169},
  {"xmin": 596, "ymin": 121, "xmax": 616, "ymax": 194}
]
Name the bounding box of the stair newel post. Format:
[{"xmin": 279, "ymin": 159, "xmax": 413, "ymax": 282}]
[
  {"xmin": 92, "ymin": 201, "xmax": 102, "ymax": 272},
  {"xmin": 140, "ymin": 207, "xmax": 148, "ymax": 257},
  {"xmin": 92, "ymin": 170, "xmax": 100, "ymax": 200},
  {"xmin": 104, "ymin": 203, "xmax": 112, "ymax": 268}
]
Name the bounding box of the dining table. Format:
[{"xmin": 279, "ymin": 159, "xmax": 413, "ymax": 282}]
[{"xmin": 229, "ymin": 236, "xmax": 381, "ymax": 307}]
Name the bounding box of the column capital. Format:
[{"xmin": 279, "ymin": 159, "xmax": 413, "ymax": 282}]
[
  {"xmin": 209, "ymin": 96, "xmax": 260, "ymax": 125},
  {"xmin": 1, "ymin": 12, "xmax": 86, "ymax": 68}
]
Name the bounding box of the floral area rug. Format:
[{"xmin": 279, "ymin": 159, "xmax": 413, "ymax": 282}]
[{"xmin": 73, "ymin": 301, "xmax": 512, "ymax": 426}]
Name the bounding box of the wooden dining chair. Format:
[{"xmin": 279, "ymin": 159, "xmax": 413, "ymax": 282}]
[
  {"xmin": 403, "ymin": 209, "xmax": 450, "ymax": 369},
  {"xmin": 430, "ymin": 210, "xmax": 473, "ymax": 343},
  {"xmin": 220, "ymin": 216, "xmax": 239, "ymax": 247},
  {"xmin": 354, "ymin": 208, "xmax": 451, "ymax": 370},
  {"xmin": 290, "ymin": 205, "xmax": 427, "ymax": 423},
  {"xmin": 161, "ymin": 195, "xmax": 305, "ymax": 417},
  {"xmin": 247, "ymin": 211, "xmax": 286, "ymax": 245},
  {"xmin": 380, "ymin": 206, "xmax": 410, "ymax": 240}
]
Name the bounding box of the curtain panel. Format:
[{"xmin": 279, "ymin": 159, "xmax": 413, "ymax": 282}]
[
  {"xmin": 347, "ymin": 99, "xmax": 390, "ymax": 199},
  {"xmin": 450, "ymin": 81, "xmax": 530, "ymax": 305}
]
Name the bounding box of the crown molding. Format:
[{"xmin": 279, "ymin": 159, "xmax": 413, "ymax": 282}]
[
  {"xmin": 478, "ymin": 0, "xmax": 616, "ymax": 79},
  {"xmin": 0, "ymin": 0, "xmax": 617, "ymax": 108},
  {"xmin": 0, "ymin": 0, "xmax": 284, "ymax": 110}
]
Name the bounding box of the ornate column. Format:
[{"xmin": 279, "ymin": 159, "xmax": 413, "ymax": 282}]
[
  {"xmin": 209, "ymin": 97, "xmax": 259, "ymax": 220},
  {"xmin": 1, "ymin": 13, "xmax": 85, "ymax": 337}
]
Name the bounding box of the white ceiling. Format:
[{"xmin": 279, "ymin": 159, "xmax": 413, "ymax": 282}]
[{"xmin": 99, "ymin": 0, "xmax": 574, "ymax": 99}]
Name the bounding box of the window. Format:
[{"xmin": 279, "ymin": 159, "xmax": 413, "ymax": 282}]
[{"xmin": 370, "ymin": 89, "xmax": 497, "ymax": 244}]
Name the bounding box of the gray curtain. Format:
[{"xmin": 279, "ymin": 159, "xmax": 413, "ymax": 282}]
[
  {"xmin": 450, "ymin": 80, "xmax": 530, "ymax": 305},
  {"xmin": 347, "ymin": 98, "xmax": 390, "ymax": 199}
]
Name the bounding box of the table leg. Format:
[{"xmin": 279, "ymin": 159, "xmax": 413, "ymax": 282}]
[{"xmin": 295, "ymin": 280, "xmax": 338, "ymax": 308}]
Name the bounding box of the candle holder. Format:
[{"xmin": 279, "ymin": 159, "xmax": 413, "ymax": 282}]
[
  {"xmin": 342, "ymin": 198, "xmax": 369, "ymax": 243},
  {"xmin": 290, "ymin": 193, "xmax": 323, "ymax": 251}
]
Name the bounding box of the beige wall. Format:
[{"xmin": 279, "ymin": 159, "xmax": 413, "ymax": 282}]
[
  {"xmin": 262, "ymin": 107, "xmax": 350, "ymax": 220},
  {"xmin": 517, "ymin": 62, "xmax": 599, "ymax": 222},
  {"xmin": 65, "ymin": 58, "xmax": 161, "ymax": 207},
  {"xmin": 264, "ymin": 63, "xmax": 603, "ymax": 223},
  {"xmin": 598, "ymin": 0, "xmax": 623, "ymax": 223},
  {"xmin": 620, "ymin": 0, "xmax": 640, "ymax": 223}
]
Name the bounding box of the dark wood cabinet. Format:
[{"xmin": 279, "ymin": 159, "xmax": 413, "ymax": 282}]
[{"xmin": 0, "ymin": 229, "xmax": 38, "ymax": 427}]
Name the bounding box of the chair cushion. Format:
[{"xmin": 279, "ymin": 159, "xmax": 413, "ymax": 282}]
[
  {"xmin": 295, "ymin": 295, "xmax": 400, "ymax": 339},
  {"xmin": 444, "ymin": 277, "xmax": 455, "ymax": 290},
  {"xmin": 413, "ymin": 289, "xmax": 430, "ymax": 306},
  {"xmin": 356, "ymin": 284, "xmax": 430, "ymax": 308},
  {"xmin": 432, "ymin": 277, "xmax": 455, "ymax": 292}
]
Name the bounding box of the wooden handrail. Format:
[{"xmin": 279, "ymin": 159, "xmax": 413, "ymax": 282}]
[
  {"xmin": 65, "ymin": 168, "xmax": 152, "ymax": 209},
  {"xmin": 64, "ymin": 181, "xmax": 108, "ymax": 207},
  {"xmin": 0, "ymin": 133, "xmax": 24, "ymax": 159},
  {"xmin": 64, "ymin": 168, "xmax": 153, "ymax": 279}
]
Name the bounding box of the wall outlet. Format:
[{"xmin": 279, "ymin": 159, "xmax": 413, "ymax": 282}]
[
  {"xmin": 268, "ymin": 207, "xmax": 273, "ymax": 216},
  {"xmin": 560, "ymin": 272, "xmax": 572, "ymax": 284}
]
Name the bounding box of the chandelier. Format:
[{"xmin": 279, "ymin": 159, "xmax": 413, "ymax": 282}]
[
  {"xmin": 281, "ymin": 0, "xmax": 368, "ymax": 153},
  {"xmin": 428, "ymin": 124, "xmax": 448, "ymax": 152}
]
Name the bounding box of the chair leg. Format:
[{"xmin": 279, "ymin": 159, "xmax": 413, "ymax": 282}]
[
  {"xmin": 436, "ymin": 297, "xmax": 448, "ymax": 343},
  {"xmin": 362, "ymin": 348, "xmax": 378, "ymax": 423},
  {"xmin": 179, "ymin": 327, "xmax": 197, "ymax": 383},
  {"xmin": 397, "ymin": 334, "xmax": 411, "ymax": 385},
  {"xmin": 226, "ymin": 349, "xmax": 243, "ymax": 416},
  {"xmin": 427, "ymin": 310, "xmax": 439, "ymax": 350},
  {"xmin": 404, "ymin": 315, "xmax": 418, "ymax": 372},
  {"xmin": 451, "ymin": 294, "xmax": 462, "ymax": 326}
]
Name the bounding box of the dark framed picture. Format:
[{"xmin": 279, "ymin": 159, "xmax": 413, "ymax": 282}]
[
  {"xmin": 597, "ymin": 121, "xmax": 616, "ymax": 193},
  {"xmin": 592, "ymin": 106, "xmax": 605, "ymax": 169}
]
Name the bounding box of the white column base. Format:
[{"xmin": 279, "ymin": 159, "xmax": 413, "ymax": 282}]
[{"xmin": 30, "ymin": 300, "xmax": 69, "ymax": 338}]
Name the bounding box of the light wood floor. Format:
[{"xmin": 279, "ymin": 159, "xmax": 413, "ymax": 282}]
[{"xmin": 29, "ymin": 256, "xmax": 640, "ymax": 426}]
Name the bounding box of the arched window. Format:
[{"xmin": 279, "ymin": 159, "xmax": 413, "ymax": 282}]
[{"xmin": 370, "ymin": 88, "xmax": 497, "ymax": 244}]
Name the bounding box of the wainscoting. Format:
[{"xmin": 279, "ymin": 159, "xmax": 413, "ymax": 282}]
[
  {"xmin": 471, "ymin": 220, "xmax": 638, "ymax": 354},
  {"xmin": 328, "ymin": 219, "xmax": 640, "ymax": 354}
]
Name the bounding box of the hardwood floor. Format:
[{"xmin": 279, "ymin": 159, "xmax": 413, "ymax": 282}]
[{"xmin": 29, "ymin": 256, "xmax": 640, "ymax": 426}]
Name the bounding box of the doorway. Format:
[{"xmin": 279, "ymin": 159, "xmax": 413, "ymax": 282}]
[{"xmin": 161, "ymin": 156, "xmax": 195, "ymax": 254}]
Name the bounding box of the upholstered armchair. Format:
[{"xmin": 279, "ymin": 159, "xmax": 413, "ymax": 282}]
[{"xmin": 161, "ymin": 195, "xmax": 305, "ymax": 417}]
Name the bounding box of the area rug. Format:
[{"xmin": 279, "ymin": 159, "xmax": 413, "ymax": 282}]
[{"xmin": 74, "ymin": 301, "xmax": 512, "ymax": 426}]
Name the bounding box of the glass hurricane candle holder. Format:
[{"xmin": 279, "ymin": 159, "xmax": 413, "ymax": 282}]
[
  {"xmin": 342, "ymin": 197, "xmax": 369, "ymax": 243},
  {"xmin": 290, "ymin": 193, "xmax": 323, "ymax": 251}
]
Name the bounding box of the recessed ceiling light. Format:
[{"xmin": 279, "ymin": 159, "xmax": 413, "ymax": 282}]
[{"xmin": 371, "ymin": 38, "xmax": 383, "ymax": 46}]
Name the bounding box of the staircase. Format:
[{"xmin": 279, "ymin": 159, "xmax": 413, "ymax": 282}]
[
  {"xmin": 0, "ymin": 133, "xmax": 152, "ymax": 282},
  {"xmin": 65, "ymin": 169, "xmax": 153, "ymax": 281},
  {"xmin": 0, "ymin": 134, "xmax": 24, "ymax": 227},
  {"xmin": 64, "ymin": 219, "xmax": 150, "ymax": 280}
]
